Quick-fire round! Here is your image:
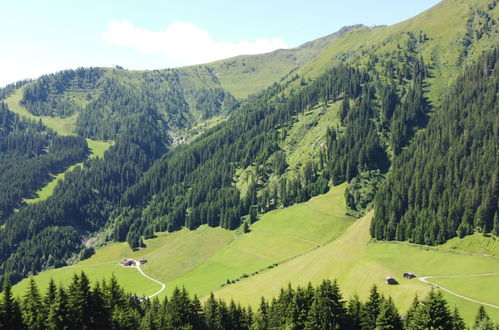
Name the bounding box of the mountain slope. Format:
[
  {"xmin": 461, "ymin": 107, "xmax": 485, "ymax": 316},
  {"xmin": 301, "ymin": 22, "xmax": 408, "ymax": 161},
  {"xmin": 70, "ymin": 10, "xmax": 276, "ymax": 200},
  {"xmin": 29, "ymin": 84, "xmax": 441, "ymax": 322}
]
[
  {"xmin": 1, "ymin": 0, "xmax": 498, "ymax": 301},
  {"xmin": 191, "ymin": 24, "xmax": 365, "ymax": 99}
]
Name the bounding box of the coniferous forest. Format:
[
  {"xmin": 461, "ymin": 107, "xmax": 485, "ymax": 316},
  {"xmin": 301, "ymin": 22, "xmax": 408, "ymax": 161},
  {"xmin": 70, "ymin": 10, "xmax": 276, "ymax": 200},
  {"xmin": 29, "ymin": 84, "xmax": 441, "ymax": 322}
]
[
  {"xmin": 1, "ymin": 273, "xmax": 496, "ymax": 330},
  {"xmin": 0, "ymin": 0, "xmax": 498, "ymax": 327}
]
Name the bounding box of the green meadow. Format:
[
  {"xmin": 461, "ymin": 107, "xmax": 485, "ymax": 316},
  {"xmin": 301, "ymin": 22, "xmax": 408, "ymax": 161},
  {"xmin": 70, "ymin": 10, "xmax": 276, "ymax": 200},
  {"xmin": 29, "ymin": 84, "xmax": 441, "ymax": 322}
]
[
  {"xmin": 12, "ymin": 184, "xmax": 499, "ymax": 324},
  {"xmin": 5, "ymin": 87, "xmax": 113, "ymax": 204},
  {"xmin": 214, "ymin": 213, "xmax": 499, "ymax": 323}
]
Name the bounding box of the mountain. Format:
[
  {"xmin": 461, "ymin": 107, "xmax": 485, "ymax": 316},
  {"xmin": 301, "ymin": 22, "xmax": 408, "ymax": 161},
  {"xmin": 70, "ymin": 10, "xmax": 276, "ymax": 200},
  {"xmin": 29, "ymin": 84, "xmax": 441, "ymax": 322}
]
[{"xmin": 0, "ymin": 0, "xmax": 498, "ymax": 324}]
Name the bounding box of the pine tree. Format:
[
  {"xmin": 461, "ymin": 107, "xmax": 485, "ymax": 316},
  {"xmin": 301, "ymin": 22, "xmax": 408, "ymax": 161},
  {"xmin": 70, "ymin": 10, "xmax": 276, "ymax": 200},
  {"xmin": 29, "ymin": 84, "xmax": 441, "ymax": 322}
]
[
  {"xmin": 404, "ymin": 294, "xmax": 420, "ymax": 328},
  {"xmin": 22, "ymin": 277, "xmax": 46, "ymax": 329},
  {"xmin": 362, "ymin": 285, "xmax": 384, "ymax": 329},
  {"xmin": 0, "ymin": 276, "xmax": 23, "ymax": 329},
  {"xmin": 451, "ymin": 307, "xmax": 466, "ymax": 330},
  {"xmin": 47, "ymin": 286, "xmax": 70, "ymax": 330},
  {"xmin": 474, "ymin": 306, "xmax": 494, "ymax": 330},
  {"xmin": 409, "ymin": 290, "xmax": 453, "ymax": 329},
  {"xmin": 43, "ymin": 278, "xmax": 57, "ymax": 312},
  {"xmin": 375, "ymin": 297, "xmax": 403, "ymax": 330},
  {"xmin": 347, "ymin": 294, "xmax": 363, "ymax": 329},
  {"xmin": 306, "ymin": 279, "xmax": 347, "ymax": 330}
]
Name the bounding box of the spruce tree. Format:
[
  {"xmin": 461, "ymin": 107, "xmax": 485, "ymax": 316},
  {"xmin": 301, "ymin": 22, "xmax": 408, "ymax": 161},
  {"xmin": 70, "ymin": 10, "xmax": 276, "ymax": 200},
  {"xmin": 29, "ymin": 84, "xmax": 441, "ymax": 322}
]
[
  {"xmin": 362, "ymin": 285, "xmax": 384, "ymax": 329},
  {"xmin": 409, "ymin": 290, "xmax": 453, "ymax": 329},
  {"xmin": 22, "ymin": 277, "xmax": 46, "ymax": 329},
  {"xmin": 47, "ymin": 286, "xmax": 70, "ymax": 330},
  {"xmin": 0, "ymin": 276, "xmax": 23, "ymax": 329},
  {"xmin": 307, "ymin": 279, "xmax": 347, "ymax": 330},
  {"xmin": 375, "ymin": 297, "xmax": 403, "ymax": 330}
]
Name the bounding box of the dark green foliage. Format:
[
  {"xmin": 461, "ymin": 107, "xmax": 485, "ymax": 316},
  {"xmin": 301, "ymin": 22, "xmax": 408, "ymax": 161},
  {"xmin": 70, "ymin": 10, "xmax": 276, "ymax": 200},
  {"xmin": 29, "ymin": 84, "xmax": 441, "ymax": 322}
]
[
  {"xmin": 0, "ymin": 105, "xmax": 168, "ymax": 286},
  {"xmin": 192, "ymin": 88, "xmax": 239, "ymax": 120},
  {"xmin": 372, "ymin": 48, "xmax": 499, "ymax": 244},
  {"xmin": 21, "ymin": 68, "xmax": 105, "ymax": 117},
  {"xmin": 0, "ymin": 103, "xmax": 88, "ymax": 219},
  {"xmin": 2, "ymin": 274, "xmax": 490, "ymax": 329},
  {"xmin": 375, "ymin": 297, "xmax": 403, "ymax": 330},
  {"xmin": 345, "ymin": 170, "xmax": 384, "ymax": 217},
  {"xmin": 406, "ymin": 290, "xmax": 454, "ymax": 329}
]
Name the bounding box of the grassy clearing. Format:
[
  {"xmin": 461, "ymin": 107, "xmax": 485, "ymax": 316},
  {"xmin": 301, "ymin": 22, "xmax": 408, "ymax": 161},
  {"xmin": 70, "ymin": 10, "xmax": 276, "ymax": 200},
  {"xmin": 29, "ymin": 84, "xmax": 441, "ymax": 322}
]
[
  {"xmin": 213, "ymin": 212, "xmax": 499, "ymax": 323},
  {"xmin": 24, "ymin": 163, "xmax": 81, "ymax": 204},
  {"xmin": 24, "ymin": 139, "xmax": 112, "ymax": 204},
  {"xmin": 163, "ymin": 184, "xmax": 353, "ymax": 297},
  {"xmin": 87, "ymin": 139, "xmax": 113, "ymax": 159},
  {"xmin": 13, "ymin": 226, "xmax": 234, "ymax": 298},
  {"xmin": 430, "ymin": 275, "xmax": 499, "ymax": 308},
  {"xmin": 282, "ymin": 101, "xmax": 340, "ymax": 173},
  {"xmin": 439, "ymin": 233, "xmax": 499, "ymax": 257},
  {"xmin": 4, "ymin": 87, "xmax": 77, "ymax": 136}
]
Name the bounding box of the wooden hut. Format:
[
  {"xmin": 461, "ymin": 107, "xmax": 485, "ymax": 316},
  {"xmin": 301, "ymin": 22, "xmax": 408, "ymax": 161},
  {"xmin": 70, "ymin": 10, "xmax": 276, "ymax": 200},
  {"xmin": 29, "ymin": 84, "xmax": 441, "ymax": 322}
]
[
  {"xmin": 403, "ymin": 272, "xmax": 416, "ymax": 279},
  {"xmin": 385, "ymin": 276, "xmax": 398, "ymax": 285}
]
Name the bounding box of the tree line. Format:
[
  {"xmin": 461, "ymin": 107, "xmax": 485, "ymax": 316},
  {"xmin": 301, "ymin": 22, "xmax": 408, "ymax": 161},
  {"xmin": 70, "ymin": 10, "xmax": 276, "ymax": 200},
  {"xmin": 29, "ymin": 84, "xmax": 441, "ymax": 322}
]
[
  {"xmin": 0, "ymin": 102, "xmax": 88, "ymax": 219},
  {"xmin": 1, "ymin": 273, "xmax": 497, "ymax": 329},
  {"xmin": 372, "ymin": 48, "xmax": 499, "ymax": 244}
]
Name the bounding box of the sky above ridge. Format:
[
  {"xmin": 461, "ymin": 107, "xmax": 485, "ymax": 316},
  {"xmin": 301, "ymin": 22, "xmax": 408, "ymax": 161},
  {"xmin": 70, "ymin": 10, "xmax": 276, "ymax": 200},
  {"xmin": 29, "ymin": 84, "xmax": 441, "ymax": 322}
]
[{"xmin": 0, "ymin": 0, "xmax": 441, "ymax": 87}]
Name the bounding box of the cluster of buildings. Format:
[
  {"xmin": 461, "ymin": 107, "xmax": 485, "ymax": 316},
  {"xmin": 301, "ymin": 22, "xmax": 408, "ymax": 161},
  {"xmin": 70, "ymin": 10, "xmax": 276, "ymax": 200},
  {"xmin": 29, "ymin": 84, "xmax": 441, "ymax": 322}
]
[
  {"xmin": 120, "ymin": 258, "xmax": 148, "ymax": 267},
  {"xmin": 386, "ymin": 272, "xmax": 416, "ymax": 285}
]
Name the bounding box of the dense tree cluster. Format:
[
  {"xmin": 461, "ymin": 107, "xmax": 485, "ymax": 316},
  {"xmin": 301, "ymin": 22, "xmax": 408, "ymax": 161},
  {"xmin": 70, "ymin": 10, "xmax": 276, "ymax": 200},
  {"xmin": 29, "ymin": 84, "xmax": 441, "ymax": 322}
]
[
  {"xmin": 76, "ymin": 71, "xmax": 237, "ymax": 141},
  {"xmin": 1, "ymin": 274, "xmax": 495, "ymax": 330},
  {"xmin": 0, "ymin": 107, "xmax": 169, "ymax": 286},
  {"xmin": 21, "ymin": 68, "xmax": 105, "ymax": 117},
  {"xmin": 372, "ymin": 48, "xmax": 499, "ymax": 244},
  {"xmin": 0, "ymin": 103, "xmax": 88, "ymax": 219}
]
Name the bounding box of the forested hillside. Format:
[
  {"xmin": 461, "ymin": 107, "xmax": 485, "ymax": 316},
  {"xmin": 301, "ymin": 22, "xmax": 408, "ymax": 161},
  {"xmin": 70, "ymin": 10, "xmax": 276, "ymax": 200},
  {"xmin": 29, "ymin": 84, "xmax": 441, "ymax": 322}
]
[
  {"xmin": 372, "ymin": 48, "xmax": 499, "ymax": 244},
  {"xmin": 3, "ymin": 272, "xmax": 497, "ymax": 329},
  {"xmin": 0, "ymin": 103, "xmax": 88, "ymax": 219},
  {"xmin": 0, "ymin": 0, "xmax": 498, "ymax": 294}
]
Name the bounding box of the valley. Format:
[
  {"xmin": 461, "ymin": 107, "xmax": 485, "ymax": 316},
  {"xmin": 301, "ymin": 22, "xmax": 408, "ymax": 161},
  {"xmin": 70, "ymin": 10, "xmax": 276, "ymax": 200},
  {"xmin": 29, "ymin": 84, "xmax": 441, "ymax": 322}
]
[
  {"xmin": 1, "ymin": 0, "xmax": 498, "ymax": 328},
  {"xmin": 13, "ymin": 184, "xmax": 499, "ymax": 323}
]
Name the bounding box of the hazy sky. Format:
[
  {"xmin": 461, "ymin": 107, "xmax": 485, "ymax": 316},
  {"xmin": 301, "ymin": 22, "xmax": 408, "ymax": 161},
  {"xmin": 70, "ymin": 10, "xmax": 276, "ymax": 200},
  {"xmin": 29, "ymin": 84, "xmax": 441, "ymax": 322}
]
[{"xmin": 0, "ymin": 0, "xmax": 441, "ymax": 87}]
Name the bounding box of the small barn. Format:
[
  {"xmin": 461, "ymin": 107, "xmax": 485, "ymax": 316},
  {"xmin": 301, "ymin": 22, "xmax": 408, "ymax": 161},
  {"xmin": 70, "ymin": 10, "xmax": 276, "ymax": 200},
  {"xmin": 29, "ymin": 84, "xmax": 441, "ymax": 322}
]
[
  {"xmin": 120, "ymin": 259, "xmax": 135, "ymax": 267},
  {"xmin": 403, "ymin": 272, "xmax": 416, "ymax": 279},
  {"xmin": 386, "ymin": 276, "xmax": 398, "ymax": 285},
  {"xmin": 139, "ymin": 258, "xmax": 148, "ymax": 264}
]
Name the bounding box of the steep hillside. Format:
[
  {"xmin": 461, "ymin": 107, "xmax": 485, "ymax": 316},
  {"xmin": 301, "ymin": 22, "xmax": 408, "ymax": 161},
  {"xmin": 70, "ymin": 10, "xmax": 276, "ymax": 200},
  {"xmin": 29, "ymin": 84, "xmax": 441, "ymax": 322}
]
[
  {"xmin": 192, "ymin": 25, "xmax": 365, "ymax": 99},
  {"xmin": 1, "ymin": 0, "xmax": 498, "ymax": 304},
  {"xmin": 213, "ymin": 213, "xmax": 499, "ymax": 323},
  {"xmin": 13, "ymin": 184, "xmax": 352, "ymax": 298}
]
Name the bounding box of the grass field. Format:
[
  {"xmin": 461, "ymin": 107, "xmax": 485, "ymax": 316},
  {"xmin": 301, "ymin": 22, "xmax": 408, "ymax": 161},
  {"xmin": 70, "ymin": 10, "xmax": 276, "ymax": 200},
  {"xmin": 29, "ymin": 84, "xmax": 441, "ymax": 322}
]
[
  {"xmin": 213, "ymin": 212, "xmax": 499, "ymax": 323},
  {"xmin": 13, "ymin": 184, "xmax": 353, "ymax": 299},
  {"xmin": 12, "ymin": 183, "xmax": 499, "ymax": 324},
  {"xmin": 13, "ymin": 226, "xmax": 234, "ymax": 299},
  {"xmin": 430, "ymin": 275, "xmax": 499, "ymax": 308},
  {"xmin": 4, "ymin": 87, "xmax": 113, "ymax": 204},
  {"xmin": 4, "ymin": 87, "xmax": 77, "ymax": 136},
  {"xmin": 164, "ymin": 184, "xmax": 353, "ymax": 297}
]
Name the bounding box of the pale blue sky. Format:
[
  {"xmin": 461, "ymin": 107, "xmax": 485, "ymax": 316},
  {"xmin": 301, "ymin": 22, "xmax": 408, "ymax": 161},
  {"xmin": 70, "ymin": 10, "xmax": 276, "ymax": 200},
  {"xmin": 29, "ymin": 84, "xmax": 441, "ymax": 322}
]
[{"xmin": 0, "ymin": 0, "xmax": 441, "ymax": 86}]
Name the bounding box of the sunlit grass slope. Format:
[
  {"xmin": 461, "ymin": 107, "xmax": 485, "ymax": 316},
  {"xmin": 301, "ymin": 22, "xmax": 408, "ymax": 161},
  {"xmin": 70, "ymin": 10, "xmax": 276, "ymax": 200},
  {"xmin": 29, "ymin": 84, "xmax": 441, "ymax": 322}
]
[
  {"xmin": 13, "ymin": 226, "xmax": 234, "ymax": 298},
  {"xmin": 213, "ymin": 212, "xmax": 499, "ymax": 323},
  {"xmin": 4, "ymin": 87, "xmax": 77, "ymax": 136},
  {"xmin": 163, "ymin": 184, "xmax": 353, "ymax": 297},
  {"xmin": 13, "ymin": 184, "xmax": 353, "ymax": 301}
]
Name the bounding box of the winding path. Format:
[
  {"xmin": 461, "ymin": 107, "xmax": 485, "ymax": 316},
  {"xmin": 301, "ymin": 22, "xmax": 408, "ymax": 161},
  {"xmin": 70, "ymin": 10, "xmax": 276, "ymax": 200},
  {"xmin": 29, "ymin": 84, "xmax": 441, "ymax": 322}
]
[
  {"xmin": 131, "ymin": 259, "xmax": 166, "ymax": 298},
  {"xmin": 418, "ymin": 272, "xmax": 499, "ymax": 309}
]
